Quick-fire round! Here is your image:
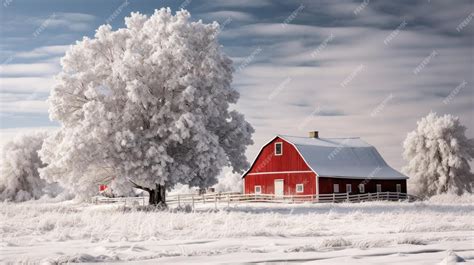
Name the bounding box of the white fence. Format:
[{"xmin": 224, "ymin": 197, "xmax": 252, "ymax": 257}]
[{"xmin": 93, "ymin": 191, "xmax": 418, "ymax": 208}]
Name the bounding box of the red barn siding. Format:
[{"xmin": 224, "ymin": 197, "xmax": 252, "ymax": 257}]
[
  {"xmin": 244, "ymin": 137, "xmax": 316, "ymax": 195},
  {"xmin": 247, "ymin": 137, "xmax": 312, "ymax": 173},
  {"xmin": 318, "ymin": 177, "xmax": 407, "ymax": 194},
  {"xmin": 244, "ymin": 172, "xmax": 317, "ymax": 195}
]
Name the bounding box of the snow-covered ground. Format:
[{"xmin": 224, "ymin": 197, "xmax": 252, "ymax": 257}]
[{"xmin": 1, "ymin": 195, "xmax": 473, "ymax": 264}]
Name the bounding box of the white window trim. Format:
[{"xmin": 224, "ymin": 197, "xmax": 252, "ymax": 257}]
[
  {"xmin": 376, "ymin": 184, "xmax": 382, "ymax": 193},
  {"xmin": 346, "ymin": 184, "xmax": 352, "ymax": 193},
  {"xmin": 274, "ymin": 142, "xmax": 283, "ymax": 156},
  {"xmin": 255, "ymin": 185, "xmax": 262, "ymax": 194},
  {"xmin": 396, "ymin": 184, "xmax": 401, "ymax": 193},
  {"xmin": 333, "ymin": 184, "xmax": 339, "ymax": 193},
  {"xmin": 358, "ymin": 184, "xmax": 365, "ymax": 193},
  {"xmin": 296, "ymin": 184, "xmax": 304, "ymax": 193}
]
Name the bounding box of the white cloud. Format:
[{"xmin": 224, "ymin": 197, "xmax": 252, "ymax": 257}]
[
  {"xmin": 0, "ymin": 100, "xmax": 49, "ymax": 114},
  {"xmin": 31, "ymin": 12, "xmax": 96, "ymax": 32},
  {"xmin": 221, "ymin": 23, "xmax": 327, "ymax": 38},
  {"xmin": 0, "ymin": 62, "xmax": 60, "ymax": 77},
  {"xmin": 200, "ymin": 0, "xmax": 271, "ymax": 8},
  {"xmin": 200, "ymin": 11, "xmax": 255, "ymax": 22},
  {"xmin": 57, "ymin": 12, "xmax": 95, "ymax": 22},
  {"xmin": 0, "ymin": 77, "xmax": 56, "ymax": 93},
  {"xmin": 15, "ymin": 45, "xmax": 70, "ymax": 59}
]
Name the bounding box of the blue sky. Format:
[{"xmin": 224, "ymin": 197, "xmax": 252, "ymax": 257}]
[{"xmin": 1, "ymin": 0, "xmax": 473, "ymax": 170}]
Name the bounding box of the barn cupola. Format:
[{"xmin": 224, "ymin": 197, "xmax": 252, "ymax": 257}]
[{"xmin": 309, "ymin": 131, "xmax": 319, "ymax": 138}]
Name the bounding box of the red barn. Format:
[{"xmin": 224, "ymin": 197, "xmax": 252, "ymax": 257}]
[{"xmin": 242, "ymin": 131, "xmax": 408, "ymax": 197}]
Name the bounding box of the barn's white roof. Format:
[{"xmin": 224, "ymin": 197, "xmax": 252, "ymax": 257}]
[{"xmin": 279, "ymin": 135, "xmax": 408, "ymax": 180}]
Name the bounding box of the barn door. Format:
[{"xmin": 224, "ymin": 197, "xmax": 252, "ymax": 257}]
[{"xmin": 274, "ymin": 179, "xmax": 284, "ymax": 198}]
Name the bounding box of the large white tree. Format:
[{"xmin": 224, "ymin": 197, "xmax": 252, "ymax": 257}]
[
  {"xmin": 403, "ymin": 112, "xmax": 473, "ymax": 197},
  {"xmin": 39, "ymin": 8, "xmax": 254, "ymax": 205},
  {"xmin": 0, "ymin": 132, "xmax": 60, "ymax": 202}
]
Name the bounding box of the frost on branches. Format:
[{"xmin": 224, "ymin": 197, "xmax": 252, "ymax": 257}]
[
  {"xmin": 403, "ymin": 112, "xmax": 474, "ymax": 197},
  {"xmin": 0, "ymin": 132, "xmax": 60, "ymax": 202},
  {"xmin": 39, "ymin": 8, "xmax": 254, "ymax": 205}
]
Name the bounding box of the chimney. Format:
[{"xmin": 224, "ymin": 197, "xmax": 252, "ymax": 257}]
[{"xmin": 309, "ymin": 131, "xmax": 319, "ymax": 138}]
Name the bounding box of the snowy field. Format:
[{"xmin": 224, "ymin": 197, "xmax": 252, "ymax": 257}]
[{"xmin": 1, "ymin": 196, "xmax": 473, "ymax": 264}]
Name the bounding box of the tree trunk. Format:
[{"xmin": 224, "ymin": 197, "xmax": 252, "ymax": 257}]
[
  {"xmin": 442, "ymin": 166, "xmax": 451, "ymax": 193},
  {"xmin": 148, "ymin": 183, "xmax": 166, "ymax": 207},
  {"xmin": 127, "ymin": 180, "xmax": 167, "ymax": 208}
]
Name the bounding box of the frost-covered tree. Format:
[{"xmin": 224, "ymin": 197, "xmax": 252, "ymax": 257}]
[
  {"xmin": 213, "ymin": 171, "xmax": 242, "ymax": 192},
  {"xmin": 403, "ymin": 112, "xmax": 474, "ymax": 197},
  {"xmin": 39, "ymin": 8, "xmax": 254, "ymax": 205},
  {"xmin": 0, "ymin": 132, "xmax": 59, "ymax": 202}
]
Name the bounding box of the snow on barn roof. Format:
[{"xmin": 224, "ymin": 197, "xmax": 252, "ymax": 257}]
[{"xmin": 278, "ymin": 135, "xmax": 408, "ymax": 180}]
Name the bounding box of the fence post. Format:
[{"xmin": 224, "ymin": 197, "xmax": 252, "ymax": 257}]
[
  {"xmin": 202, "ymin": 194, "xmax": 205, "ymax": 204},
  {"xmin": 332, "ymin": 193, "xmax": 335, "ymax": 203},
  {"xmin": 227, "ymin": 194, "xmax": 230, "ymax": 207},
  {"xmin": 316, "ymin": 194, "xmax": 319, "ymax": 203},
  {"xmin": 346, "ymin": 192, "xmax": 349, "ymax": 202},
  {"xmin": 192, "ymin": 195, "xmax": 195, "ymax": 210},
  {"xmin": 214, "ymin": 193, "xmax": 217, "ymax": 210},
  {"xmin": 178, "ymin": 195, "xmax": 181, "ymax": 208},
  {"xmin": 386, "ymin": 191, "xmax": 389, "ymax": 200},
  {"xmin": 376, "ymin": 192, "xmax": 379, "ymax": 200}
]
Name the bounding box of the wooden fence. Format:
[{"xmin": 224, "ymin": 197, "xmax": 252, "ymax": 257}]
[{"xmin": 93, "ymin": 191, "xmax": 418, "ymax": 208}]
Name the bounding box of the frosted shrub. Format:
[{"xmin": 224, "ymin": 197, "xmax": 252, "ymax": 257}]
[
  {"xmin": 0, "ymin": 132, "xmax": 61, "ymax": 202},
  {"xmin": 213, "ymin": 171, "xmax": 242, "ymax": 192}
]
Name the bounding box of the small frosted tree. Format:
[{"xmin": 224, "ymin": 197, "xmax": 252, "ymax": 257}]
[
  {"xmin": 0, "ymin": 132, "xmax": 59, "ymax": 202},
  {"xmin": 39, "ymin": 8, "xmax": 254, "ymax": 205},
  {"xmin": 403, "ymin": 112, "xmax": 474, "ymax": 197},
  {"xmin": 213, "ymin": 171, "xmax": 242, "ymax": 193}
]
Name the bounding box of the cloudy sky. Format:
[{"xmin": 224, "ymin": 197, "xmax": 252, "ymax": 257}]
[{"xmin": 0, "ymin": 0, "xmax": 473, "ymax": 171}]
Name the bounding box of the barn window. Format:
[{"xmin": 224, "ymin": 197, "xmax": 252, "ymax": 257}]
[
  {"xmin": 255, "ymin": 185, "xmax": 262, "ymax": 194},
  {"xmin": 376, "ymin": 184, "xmax": 382, "ymax": 193},
  {"xmin": 346, "ymin": 184, "xmax": 352, "ymax": 193},
  {"xmin": 296, "ymin": 184, "xmax": 304, "ymax": 193},
  {"xmin": 333, "ymin": 184, "xmax": 339, "ymax": 193},
  {"xmin": 396, "ymin": 184, "xmax": 401, "ymax": 193},
  {"xmin": 358, "ymin": 184, "xmax": 365, "ymax": 193},
  {"xmin": 275, "ymin": 142, "xmax": 283, "ymax": 156}
]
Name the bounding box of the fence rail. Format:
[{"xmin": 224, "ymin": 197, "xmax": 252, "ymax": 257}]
[{"xmin": 93, "ymin": 191, "xmax": 418, "ymax": 208}]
